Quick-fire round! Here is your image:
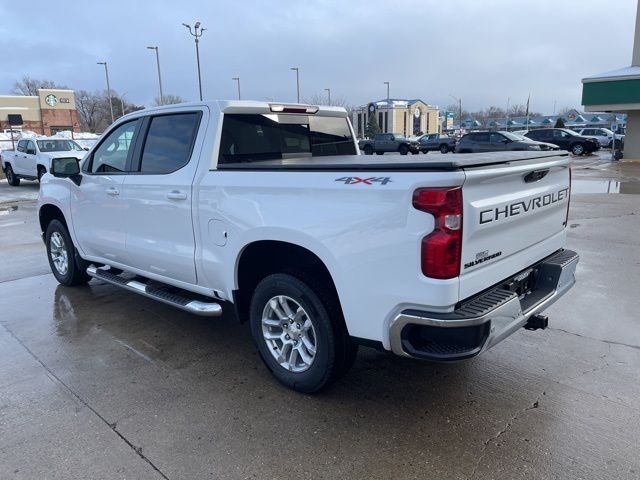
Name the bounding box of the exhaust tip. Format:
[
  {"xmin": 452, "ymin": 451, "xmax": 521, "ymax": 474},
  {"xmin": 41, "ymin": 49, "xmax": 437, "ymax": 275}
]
[{"xmin": 524, "ymin": 314, "xmax": 549, "ymax": 331}]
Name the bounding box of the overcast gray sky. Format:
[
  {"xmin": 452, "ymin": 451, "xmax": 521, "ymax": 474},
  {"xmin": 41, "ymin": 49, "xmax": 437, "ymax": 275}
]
[{"xmin": 0, "ymin": 0, "xmax": 637, "ymax": 113}]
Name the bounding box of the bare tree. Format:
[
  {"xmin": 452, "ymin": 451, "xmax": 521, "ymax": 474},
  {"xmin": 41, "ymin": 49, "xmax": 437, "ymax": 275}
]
[
  {"xmin": 152, "ymin": 94, "xmax": 185, "ymax": 106},
  {"xmin": 303, "ymin": 93, "xmax": 354, "ymax": 115},
  {"xmin": 12, "ymin": 76, "xmax": 68, "ymax": 95},
  {"xmin": 75, "ymin": 90, "xmax": 107, "ymax": 133}
]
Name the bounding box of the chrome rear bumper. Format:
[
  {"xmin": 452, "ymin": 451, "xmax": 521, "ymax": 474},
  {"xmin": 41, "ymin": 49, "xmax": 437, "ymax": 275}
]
[{"xmin": 389, "ymin": 249, "xmax": 579, "ymax": 361}]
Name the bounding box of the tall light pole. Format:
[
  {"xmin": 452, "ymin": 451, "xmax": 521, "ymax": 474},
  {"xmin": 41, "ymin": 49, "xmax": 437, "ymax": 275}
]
[
  {"xmin": 449, "ymin": 94, "xmax": 462, "ymax": 132},
  {"xmin": 146, "ymin": 46, "xmax": 164, "ymax": 105},
  {"xmin": 384, "ymin": 82, "xmax": 390, "ymax": 133},
  {"xmin": 290, "ymin": 67, "xmax": 300, "ymax": 103},
  {"xmin": 97, "ymin": 61, "xmax": 114, "ymax": 123},
  {"xmin": 120, "ymin": 92, "xmax": 127, "ymax": 117},
  {"xmin": 232, "ymin": 77, "xmax": 241, "ymax": 100},
  {"xmin": 182, "ymin": 22, "xmax": 206, "ymax": 101},
  {"xmin": 505, "ymin": 97, "xmax": 510, "ymax": 131},
  {"xmin": 324, "ymin": 88, "xmax": 331, "ymax": 105}
]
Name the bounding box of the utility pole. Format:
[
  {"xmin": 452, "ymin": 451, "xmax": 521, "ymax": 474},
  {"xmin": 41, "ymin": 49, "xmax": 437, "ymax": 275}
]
[
  {"xmin": 182, "ymin": 22, "xmax": 206, "ymax": 101},
  {"xmin": 505, "ymin": 97, "xmax": 510, "ymax": 131},
  {"xmin": 120, "ymin": 92, "xmax": 127, "ymax": 117},
  {"xmin": 146, "ymin": 46, "xmax": 164, "ymax": 105},
  {"xmin": 232, "ymin": 77, "xmax": 241, "ymax": 100},
  {"xmin": 97, "ymin": 61, "xmax": 114, "ymax": 123},
  {"xmin": 324, "ymin": 88, "xmax": 331, "ymax": 105},
  {"xmin": 290, "ymin": 67, "xmax": 300, "ymax": 103},
  {"xmin": 449, "ymin": 94, "xmax": 462, "ymax": 134}
]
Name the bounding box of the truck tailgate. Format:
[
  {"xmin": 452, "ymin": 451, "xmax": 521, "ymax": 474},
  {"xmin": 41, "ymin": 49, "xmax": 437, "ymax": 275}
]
[{"xmin": 459, "ymin": 155, "xmax": 571, "ymax": 299}]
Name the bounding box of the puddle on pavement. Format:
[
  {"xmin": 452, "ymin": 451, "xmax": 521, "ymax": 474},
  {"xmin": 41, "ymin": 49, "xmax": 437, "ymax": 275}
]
[
  {"xmin": 0, "ymin": 205, "xmax": 18, "ymax": 215},
  {"xmin": 572, "ymin": 179, "xmax": 640, "ymax": 194}
]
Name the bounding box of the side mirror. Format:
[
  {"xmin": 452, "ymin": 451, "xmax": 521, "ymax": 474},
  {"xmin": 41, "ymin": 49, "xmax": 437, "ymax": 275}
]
[
  {"xmin": 83, "ymin": 147, "xmax": 90, "ymax": 151},
  {"xmin": 51, "ymin": 157, "xmax": 82, "ymax": 185}
]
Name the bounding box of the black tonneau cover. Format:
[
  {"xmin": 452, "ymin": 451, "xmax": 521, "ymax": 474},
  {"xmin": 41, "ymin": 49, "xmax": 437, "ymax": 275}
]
[{"xmin": 216, "ymin": 151, "xmax": 568, "ymax": 171}]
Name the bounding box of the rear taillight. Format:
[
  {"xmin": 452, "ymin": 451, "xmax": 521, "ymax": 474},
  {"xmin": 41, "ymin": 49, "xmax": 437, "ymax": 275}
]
[{"xmin": 413, "ymin": 187, "xmax": 463, "ymax": 279}]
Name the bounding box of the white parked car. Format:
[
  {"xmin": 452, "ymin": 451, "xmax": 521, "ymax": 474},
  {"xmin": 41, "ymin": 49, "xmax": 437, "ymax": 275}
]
[
  {"xmin": 575, "ymin": 128, "xmax": 624, "ymax": 148},
  {"xmin": 1, "ymin": 138, "xmax": 87, "ymax": 185},
  {"xmin": 37, "ymin": 101, "xmax": 578, "ymax": 392}
]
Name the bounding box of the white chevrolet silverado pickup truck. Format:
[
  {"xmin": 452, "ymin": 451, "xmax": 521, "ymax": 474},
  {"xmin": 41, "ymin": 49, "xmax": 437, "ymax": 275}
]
[
  {"xmin": 37, "ymin": 101, "xmax": 578, "ymax": 392},
  {"xmin": 1, "ymin": 137, "xmax": 87, "ymax": 185}
]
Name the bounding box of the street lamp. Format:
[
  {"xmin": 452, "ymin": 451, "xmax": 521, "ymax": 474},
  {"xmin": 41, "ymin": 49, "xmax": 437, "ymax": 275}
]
[
  {"xmin": 232, "ymin": 77, "xmax": 241, "ymax": 100},
  {"xmin": 146, "ymin": 46, "xmax": 164, "ymax": 105},
  {"xmin": 97, "ymin": 61, "xmax": 114, "ymax": 123},
  {"xmin": 182, "ymin": 22, "xmax": 206, "ymax": 101},
  {"xmin": 324, "ymin": 88, "xmax": 331, "ymax": 105},
  {"xmin": 290, "ymin": 67, "xmax": 300, "ymax": 103},
  {"xmin": 449, "ymin": 94, "xmax": 462, "ymax": 132}
]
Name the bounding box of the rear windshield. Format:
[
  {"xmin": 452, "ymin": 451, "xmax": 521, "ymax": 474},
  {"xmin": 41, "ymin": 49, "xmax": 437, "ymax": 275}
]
[
  {"xmin": 218, "ymin": 114, "xmax": 355, "ymax": 164},
  {"xmin": 37, "ymin": 139, "xmax": 84, "ymax": 152}
]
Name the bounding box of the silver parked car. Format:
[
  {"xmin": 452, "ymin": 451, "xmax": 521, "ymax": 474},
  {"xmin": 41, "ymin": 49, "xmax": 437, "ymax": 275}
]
[{"xmin": 455, "ymin": 131, "xmax": 559, "ymax": 153}]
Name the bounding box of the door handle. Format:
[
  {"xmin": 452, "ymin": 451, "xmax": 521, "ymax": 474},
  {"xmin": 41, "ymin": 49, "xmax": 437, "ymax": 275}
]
[
  {"xmin": 105, "ymin": 187, "xmax": 120, "ymax": 196},
  {"xmin": 166, "ymin": 190, "xmax": 187, "ymax": 200}
]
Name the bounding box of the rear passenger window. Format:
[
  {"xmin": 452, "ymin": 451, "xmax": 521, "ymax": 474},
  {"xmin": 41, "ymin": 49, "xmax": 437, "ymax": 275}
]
[{"xmin": 139, "ymin": 113, "xmax": 200, "ymax": 174}]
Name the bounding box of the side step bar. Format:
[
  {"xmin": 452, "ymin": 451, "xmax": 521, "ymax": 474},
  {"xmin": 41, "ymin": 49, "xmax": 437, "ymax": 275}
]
[{"xmin": 86, "ymin": 266, "xmax": 222, "ymax": 317}]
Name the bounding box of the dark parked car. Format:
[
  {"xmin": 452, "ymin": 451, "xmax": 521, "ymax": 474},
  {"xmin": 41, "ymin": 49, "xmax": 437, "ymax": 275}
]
[
  {"xmin": 358, "ymin": 133, "xmax": 419, "ymax": 155},
  {"xmin": 416, "ymin": 133, "xmax": 457, "ymax": 154},
  {"xmin": 455, "ymin": 131, "xmax": 558, "ymax": 154},
  {"xmin": 524, "ymin": 128, "xmax": 600, "ymax": 155}
]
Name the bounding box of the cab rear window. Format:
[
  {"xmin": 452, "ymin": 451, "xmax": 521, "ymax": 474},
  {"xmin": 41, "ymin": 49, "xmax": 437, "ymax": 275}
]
[{"xmin": 218, "ymin": 114, "xmax": 355, "ymax": 164}]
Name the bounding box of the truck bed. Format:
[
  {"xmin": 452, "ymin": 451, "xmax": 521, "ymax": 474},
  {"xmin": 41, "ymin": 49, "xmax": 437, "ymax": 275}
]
[{"xmin": 216, "ymin": 151, "xmax": 568, "ymax": 171}]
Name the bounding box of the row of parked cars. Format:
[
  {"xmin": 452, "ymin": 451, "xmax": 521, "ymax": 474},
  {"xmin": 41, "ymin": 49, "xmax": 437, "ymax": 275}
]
[{"xmin": 358, "ymin": 127, "xmax": 619, "ymax": 156}]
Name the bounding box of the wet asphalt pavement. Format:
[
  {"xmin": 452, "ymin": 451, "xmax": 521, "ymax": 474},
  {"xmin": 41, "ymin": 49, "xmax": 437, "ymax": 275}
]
[{"xmin": 0, "ymin": 155, "xmax": 639, "ymax": 479}]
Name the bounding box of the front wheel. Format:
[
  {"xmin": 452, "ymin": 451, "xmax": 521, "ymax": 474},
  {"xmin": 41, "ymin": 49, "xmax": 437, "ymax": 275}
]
[
  {"xmin": 399, "ymin": 144, "xmax": 409, "ymax": 155},
  {"xmin": 45, "ymin": 219, "xmax": 91, "ymax": 286},
  {"xmin": 571, "ymin": 143, "xmax": 585, "ymax": 155},
  {"xmin": 440, "ymin": 144, "xmax": 450, "ymax": 154},
  {"xmin": 5, "ymin": 165, "xmax": 20, "ymax": 186},
  {"xmin": 250, "ymin": 273, "xmax": 357, "ymax": 393},
  {"xmin": 363, "ymin": 145, "xmax": 373, "ymax": 155}
]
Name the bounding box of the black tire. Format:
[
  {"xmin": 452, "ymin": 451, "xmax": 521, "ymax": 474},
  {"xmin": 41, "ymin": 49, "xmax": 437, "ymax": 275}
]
[
  {"xmin": 45, "ymin": 219, "xmax": 91, "ymax": 286},
  {"xmin": 399, "ymin": 144, "xmax": 409, "ymax": 155},
  {"xmin": 375, "ymin": 151, "xmax": 384, "ymax": 155},
  {"xmin": 571, "ymin": 143, "xmax": 585, "ymax": 156},
  {"xmin": 363, "ymin": 145, "xmax": 373, "ymax": 155},
  {"xmin": 37, "ymin": 166, "xmax": 46, "ymax": 182},
  {"xmin": 249, "ymin": 273, "xmax": 357, "ymax": 393},
  {"xmin": 5, "ymin": 164, "xmax": 20, "ymax": 186},
  {"xmin": 439, "ymin": 144, "xmax": 449, "ymax": 154}
]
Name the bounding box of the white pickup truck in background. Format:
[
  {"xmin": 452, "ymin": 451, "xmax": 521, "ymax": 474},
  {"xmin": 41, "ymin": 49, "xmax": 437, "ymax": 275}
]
[
  {"xmin": 1, "ymin": 137, "xmax": 87, "ymax": 185},
  {"xmin": 37, "ymin": 101, "xmax": 578, "ymax": 392}
]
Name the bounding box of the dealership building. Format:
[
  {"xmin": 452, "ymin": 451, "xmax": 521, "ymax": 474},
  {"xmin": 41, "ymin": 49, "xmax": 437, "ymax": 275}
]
[
  {"xmin": 352, "ymin": 99, "xmax": 439, "ymax": 138},
  {"xmin": 0, "ymin": 89, "xmax": 80, "ymax": 136}
]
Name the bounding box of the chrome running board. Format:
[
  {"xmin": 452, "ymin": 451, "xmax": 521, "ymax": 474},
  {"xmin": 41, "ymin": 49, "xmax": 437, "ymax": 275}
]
[{"xmin": 86, "ymin": 266, "xmax": 222, "ymax": 317}]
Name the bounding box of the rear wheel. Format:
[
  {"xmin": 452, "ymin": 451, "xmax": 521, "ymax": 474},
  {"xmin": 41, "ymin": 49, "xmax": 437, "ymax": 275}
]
[
  {"xmin": 440, "ymin": 144, "xmax": 450, "ymax": 154},
  {"xmin": 250, "ymin": 273, "xmax": 357, "ymax": 393},
  {"xmin": 45, "ymin": 219, "xmax": 91, "ymax": 286},
  {"xmin": 363, "ymin": 145, "xmax": 373, "ymax": 155},
  {"xmin": 571, "ymin": 143, "xmax": 585, "ymax": 155},
  {"xmin": 376, "ymin": 151, "xmax": 384, "ymax": 155},
  {"xmin": 5, "ymin": 165, "xmax": 20, "ymax": 186},
  {"xmin": 399, "ymin": 144, "xmax": 409, "ymax": 155}
]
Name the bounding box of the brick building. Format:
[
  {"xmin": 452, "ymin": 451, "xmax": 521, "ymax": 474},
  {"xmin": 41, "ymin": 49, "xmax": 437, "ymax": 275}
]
[{"xmin": 0, "ymin": 89, "xmax": 80, "ymax": 136}]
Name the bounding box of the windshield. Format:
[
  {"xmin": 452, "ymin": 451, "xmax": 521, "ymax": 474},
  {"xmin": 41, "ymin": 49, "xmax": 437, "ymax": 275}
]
[
  {"xmin": 501, "ymin": 132, "xmax": 523, "ymax": 141},
  {"xmin": 562, "ymin": 129, "xmax": 580, "ymax": 136},
  {"xmin": 37, "ymin": 139, "xmax": 84, "ymax": 152},
  {"xmin": 219, "ymin": 114, "xmax": 356, "ymax": 163}
]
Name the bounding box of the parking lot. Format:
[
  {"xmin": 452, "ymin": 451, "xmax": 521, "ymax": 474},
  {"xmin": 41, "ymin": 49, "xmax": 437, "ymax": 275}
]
[{"xmin": 1, "ymin": 153, "xmax": 639, "ymax": 479}]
